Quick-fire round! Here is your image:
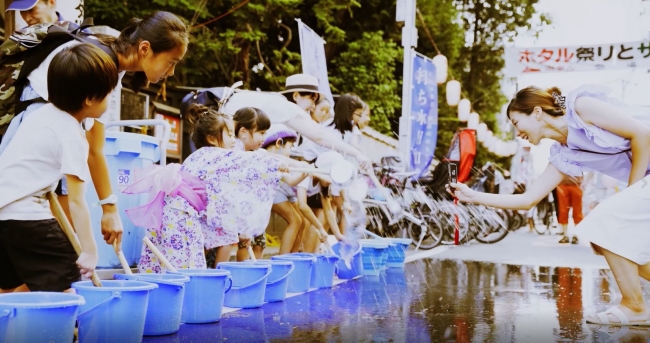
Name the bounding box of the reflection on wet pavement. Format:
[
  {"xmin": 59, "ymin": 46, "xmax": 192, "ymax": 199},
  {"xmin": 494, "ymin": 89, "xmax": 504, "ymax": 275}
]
[{"xmin": 144, "ymin": 259, "xmax": 650, "ymax": 343}]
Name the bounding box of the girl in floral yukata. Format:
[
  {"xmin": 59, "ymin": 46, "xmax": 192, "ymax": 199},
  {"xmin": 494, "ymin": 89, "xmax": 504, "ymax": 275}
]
[
  {"xmin": 128, "ymin": 104, "xmax": 284, "ymax": 272},
  {"xmin": 231, "ymin": 108, "xmax": 273, "ymax": 261}
]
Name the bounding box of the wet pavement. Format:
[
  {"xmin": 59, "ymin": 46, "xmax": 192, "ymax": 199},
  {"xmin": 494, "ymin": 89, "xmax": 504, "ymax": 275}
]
[{"xmin": 143, "ymin": 258, "xmax": 650, "ymax": 343}]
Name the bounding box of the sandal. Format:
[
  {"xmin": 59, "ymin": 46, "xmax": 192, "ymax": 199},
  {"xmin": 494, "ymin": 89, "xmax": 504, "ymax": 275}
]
[
  {"xmin": 558, "ymin": 236, "xmax": 570, "ymax": 244},
  {"xmin": 571, "ymin": 236, "xmax": 578, "ymax": 245},
  {"xmin": 586, "ymin": 306, "xmax": 650, "ymax": 326}
]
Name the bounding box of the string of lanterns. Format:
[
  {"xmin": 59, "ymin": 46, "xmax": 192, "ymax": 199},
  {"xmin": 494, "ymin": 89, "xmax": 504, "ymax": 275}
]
[{"xmin": 432, "ymin": 55, "xmax": 519, "ymax": 157}]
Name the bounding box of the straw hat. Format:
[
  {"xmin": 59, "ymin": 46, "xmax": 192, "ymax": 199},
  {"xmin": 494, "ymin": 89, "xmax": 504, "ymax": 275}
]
[{"xmin": 278, "ymin": 74, "xmax": 323, "ymax": 96}]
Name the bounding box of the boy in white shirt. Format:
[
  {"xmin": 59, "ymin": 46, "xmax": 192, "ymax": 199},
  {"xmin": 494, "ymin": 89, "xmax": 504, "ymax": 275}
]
[{"xmin": 0, "ymin": 43, "xmax": 119, "ymax": 292}]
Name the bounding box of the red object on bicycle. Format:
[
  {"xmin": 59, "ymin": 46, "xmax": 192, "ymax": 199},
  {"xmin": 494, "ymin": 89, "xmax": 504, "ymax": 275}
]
[
  {"xmin": 453, "ymin": 197, "xmax": 460, "ymax": 245},
  {"xmin": 445, "ymin": 129, "xmax": 476, "ymax": 183}
]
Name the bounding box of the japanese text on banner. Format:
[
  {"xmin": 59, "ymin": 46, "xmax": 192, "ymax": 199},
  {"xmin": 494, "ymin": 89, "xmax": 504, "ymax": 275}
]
[
  {"xmin": 409, "ymin": 54, "xmax": 438, "ymax": 178},
  {"xmin": 504, "ymin": 40, "xmax": 650, "ymax": 75}
]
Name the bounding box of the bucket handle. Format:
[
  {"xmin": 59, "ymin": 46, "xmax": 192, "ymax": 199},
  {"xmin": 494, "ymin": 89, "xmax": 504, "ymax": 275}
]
[
  {"xmin": 77, "ymin": 292, "xmax": 121, "ymax": 320},
  {"xmin": 224, "ymin": 276, "xmax": 233, "ymax": 294},
  {"xmin": 225, "ymin": 269, "xmax": 272, "ymax": 291},
  {"xmin": 113, "ymin": 274, "xmax": 187, "ymax": 289},
  {"xmin": 0, "ymin": 309, "xmax": 13, "ymax": 321},
  {"xmin": 266, "ymin": 264, "xmax": 296, "ymax": 286}
]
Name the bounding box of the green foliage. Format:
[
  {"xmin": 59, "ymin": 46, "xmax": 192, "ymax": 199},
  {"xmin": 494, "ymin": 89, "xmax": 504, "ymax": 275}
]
[
  {"xmin": 329, "ymin": 31, "xmax": 401, "ymax": 134},
  {"xmin": 85, "ymin": 0, "xmax": 548, "ymax": 171}
]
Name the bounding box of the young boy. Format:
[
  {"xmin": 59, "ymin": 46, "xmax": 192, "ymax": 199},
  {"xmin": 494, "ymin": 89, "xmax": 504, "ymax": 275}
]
[{"xmin": 0, "ymin": 43, "xmax": 119, "ymax": 292}]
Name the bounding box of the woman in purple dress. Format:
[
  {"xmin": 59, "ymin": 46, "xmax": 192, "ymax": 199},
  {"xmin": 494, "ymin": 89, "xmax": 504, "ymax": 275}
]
[{"xmin": 449, "ymin": 85, "xmax": 650, "ymax": 326}]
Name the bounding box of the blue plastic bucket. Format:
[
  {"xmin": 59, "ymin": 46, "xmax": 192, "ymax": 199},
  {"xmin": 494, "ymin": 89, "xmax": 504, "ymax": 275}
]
[
  {"xmin": 358, "ymin": 240, "xmax": 391, "ymax": 276},
  {"xmin": 217, "ymin": 262, "xmax": 272, "ymax": 308},
  {"xmin": 271, "ymin": 254, "xmax": 316, "ymax": 293},
  {"xmin": 0, "ymin": 292, "xmax": 84, "ymax": 343},
  {"xmin": 331, "ymin": 242, "xmax": 363, "ymax": 279},
  {"xmin": 170, "ymin": 269, "xmax": 232, "ymax": 323},
  {"xmin": 114, "ymin": 273, "xmax": 190, "ymax": 336},
  {"xmin": 243, "ymin": 260, "xmax": 295, "ymax": 302},
  {"xmin": 383, "ymin": 238, "xmax": 412, "ymax": 268},
  {"xmin": 86, "ymin": 131, "xmax": 160, "ymax": 268},
  {"xmin": 288, "ymin": 253, "xmax": 340, "ymax": 289},
  {"xmin": 73, "ymin": 280, "xmax": 158, "ymax": 343}
]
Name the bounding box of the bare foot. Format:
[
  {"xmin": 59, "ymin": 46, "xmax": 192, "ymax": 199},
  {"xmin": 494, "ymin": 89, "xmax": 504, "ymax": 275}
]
[{"xmin": 587, "ymin": 305, "xmax": 650, "ymax": 325}]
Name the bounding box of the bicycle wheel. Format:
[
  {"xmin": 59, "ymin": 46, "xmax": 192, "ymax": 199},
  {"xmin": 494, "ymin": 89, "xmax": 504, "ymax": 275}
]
[
  {"xmin": 474, "ymin": 210, "xmax": 509, "ymax": 244},
  {"xmin": 407, "ymin": 213, "xmax": 443, "ymax": 250}
]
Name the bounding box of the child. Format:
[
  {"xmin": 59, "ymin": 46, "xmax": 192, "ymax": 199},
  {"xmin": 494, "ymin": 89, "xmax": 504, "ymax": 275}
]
[
  {"xmin": 295, "ymin": 163, "xmax": 345, "ymax": 253},
  {"xmin": 312, "ymin": 97, "xmax": 332, "ymax": 124},
  {"xmin": 233, "ymin": 107, "xmax": 271, "ymax": 152},
  {"xmin": 0, "ymin": 44, "xmax": 118, "ymax": 292},
  {"xmin": 262, "ymin": 124, "xmax": 311, "ymax": 255},
  {"xmin": 131, "ymin": 104, "xmax": 284, "ymax": 272},
  {"xmin": 327, "ymin": 95, "xmax": 368, "ymax": 235},
  {"xmin": 231, "ymin": 107, "xmax": 272, "ymax": 261}
]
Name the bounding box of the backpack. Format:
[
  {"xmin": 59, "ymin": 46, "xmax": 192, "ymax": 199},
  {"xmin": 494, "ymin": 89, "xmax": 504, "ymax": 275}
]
[
  {"xmin": 0, "ymin": 18, "xmax": 118, "ymax": 135},
  {"xmin": 179, "ymin": 87, "xmax": 228, "ymax": 116}
]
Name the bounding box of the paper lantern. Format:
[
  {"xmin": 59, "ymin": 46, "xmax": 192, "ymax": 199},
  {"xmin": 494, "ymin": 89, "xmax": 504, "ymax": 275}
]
[
  {"xmin": 488, "ymin": 140, "xmax": 498, "ymax": 153},
  {"xmin": 477, "ymin": 123, "xmax": 487, "ymax": 136},
  {"xmin": 457, "ymin": 99, "xmax": 470, "ymax": 122},
  {"xmin": 432, "ymin": 54, "xmax": 448, "ymax": 84},
  {"xmin": 485, "ymin": 131, "xmax": 494, "ymax": 141},
  {"xmin": 467, "ymin": 112, "xmax": 479, "ymax": 128},
  {"xmin": 483, "ymin": 135, "xmax": 495, "ymax": 149},
  {"xmin": 477, "ymin": 128, "xmax": 486, "ymax": 142},
  {"xmin": 446, "ymin": 80, "xmax": 461, "ymax": 106}
]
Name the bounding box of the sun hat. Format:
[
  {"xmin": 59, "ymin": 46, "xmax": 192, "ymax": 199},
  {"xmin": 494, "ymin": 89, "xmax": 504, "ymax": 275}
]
[
  {"xmin": 262, "ymin": 124, "xmax": 298, "ymax": 149},
  {"xmin": 278, "ymin": 74, "xmax": 323, "ymax": 96}
]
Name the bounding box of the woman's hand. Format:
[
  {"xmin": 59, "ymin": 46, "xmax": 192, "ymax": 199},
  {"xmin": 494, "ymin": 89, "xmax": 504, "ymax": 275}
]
[
  {"xmin": 334, "ymin": 233, "xmax": 347, "ymax": 243},
  {"xmin": 446, "ymin": 183, "xmax": 477, "ymax": 203},
  {"xmin": 278, "ymin": 164, "xmax": 290, "ymax": 173}
]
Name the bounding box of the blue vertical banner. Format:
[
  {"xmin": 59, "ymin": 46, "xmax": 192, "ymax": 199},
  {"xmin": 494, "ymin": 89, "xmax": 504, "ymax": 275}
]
[{"xmin": 409, "ymin": 54, "xmax": 438, "ymax": 177}]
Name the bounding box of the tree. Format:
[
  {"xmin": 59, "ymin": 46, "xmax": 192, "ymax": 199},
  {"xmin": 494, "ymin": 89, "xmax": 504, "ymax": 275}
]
[
  {"xmin": 329, "ymin": 31, "xmax": 401, "ymax": 134},
  {"xmin": 446, "ymin": 0, "xmax": 549, "ymax": 169}
]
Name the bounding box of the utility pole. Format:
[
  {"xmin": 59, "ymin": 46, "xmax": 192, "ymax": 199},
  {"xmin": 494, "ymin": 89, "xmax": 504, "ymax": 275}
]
[{"xmin": 396, "ymin": 0, "xmax": 418, "ymax": 169}]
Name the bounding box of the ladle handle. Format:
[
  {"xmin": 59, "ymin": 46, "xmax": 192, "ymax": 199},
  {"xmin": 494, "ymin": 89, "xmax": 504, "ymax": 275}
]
[
  {"xmin": 248, "ymin": 245, "xmax": 257, "ymax": 262},
  {"xmin": 113, "ymin": 241, "xmax": 132, "ymax": 275},
  {"xmin": 287, "ymin": 167, "xmax": 329, "ymax": 175},
  {"xmin": 47, "ymin": 192, "xmax": 103, "ymax": 287},
  {"xmin": 143, "ymin": 237, "xmax": 178, "ymax": 273}
]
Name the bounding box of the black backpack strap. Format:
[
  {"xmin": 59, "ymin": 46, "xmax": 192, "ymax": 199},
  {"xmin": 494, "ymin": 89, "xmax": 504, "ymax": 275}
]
[{"xmin": 72, "ymin": 17, "xmax": 94, "ymax": 34}]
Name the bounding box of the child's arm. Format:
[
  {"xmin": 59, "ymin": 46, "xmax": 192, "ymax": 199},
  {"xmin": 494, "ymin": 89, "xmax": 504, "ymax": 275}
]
[
  {"xmin": 320, "ymin": 192, "xmax": 345, "ymax": 241},
  {"xmin": 338, "ymin": 189, "xmax": 353, "ymax": 214},
  {"xmin": 65, "ymin": 174, "xmax": 98, "ymax": 278},
  {"xmin": 86, "ymin": 122, "xmax": 123, "ymax": 245},
  {"xmin": 281, "ymin": 172, "xmax": 308, "ymax": 187},
  {"xmin": 296, "ymin": 187, "xmax": 328, "ymax": 240}
]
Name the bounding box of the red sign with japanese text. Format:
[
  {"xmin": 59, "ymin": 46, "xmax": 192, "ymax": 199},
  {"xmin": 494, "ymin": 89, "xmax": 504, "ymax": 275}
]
[
  {"xmin": 505, "ymin": 41, "xmax": 650, "ymax": 75},
  {"xmin": 154, "ymin": 113, "xmax": 182, "ymax": 157}
]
